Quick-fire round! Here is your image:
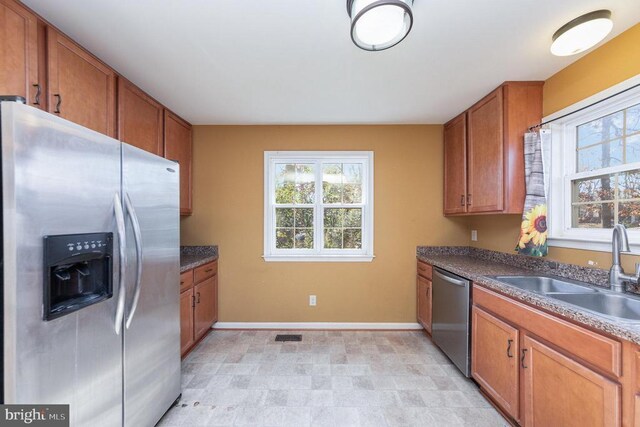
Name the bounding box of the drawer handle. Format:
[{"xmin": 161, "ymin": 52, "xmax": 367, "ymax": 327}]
[
  {"xmin": 521, "ymin": 348, "xmax": 528, "ymax": 369},
  {"xmin": 53, "ymin": 94, "xmax": 62, "ymax": 113},
  {"xmin": 460, "ymin": 194, "xmax": 465, "ymax": 206},
  {"xmin": 196, "ymin": 292, "xmax": 201, "ymax": 303},
  {"xmin": 506, "ymin": 339, "xmax": 513, "ymax": 358},
  {"xmin": 205, "ymin": 268, "xmax": 213, "ymax": 273},
  {"xmin": 180, "ymin": 281, "xmax": 185, "ymax": 285},
  {"xmin": 467, "ymin": 193, "xmax": 472, "ymax": 206},
  {"xmin": 33, "ymin": 83, "xmax": 41, "ymax": 105},
  {"xmin": 191, "ymin": 295, "xmax": 195, "ymax": 308}
]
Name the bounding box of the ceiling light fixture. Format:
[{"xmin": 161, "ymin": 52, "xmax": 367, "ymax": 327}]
[
  {"xmin": 550, "ymin": 10, "xmax": 613, "ymax": 56},
  {"xmin": 347, "ymin": 0, "xmax": 414, "ymax": 51}
]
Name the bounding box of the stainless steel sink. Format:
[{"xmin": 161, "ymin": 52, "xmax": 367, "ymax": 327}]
[
  {"xmin": 550, "ymin": 293, "xmax": 640, "ymax": 323},
  {"xmin": 491, "ymin": 276, "xmax": 598, "ymax": 295}
]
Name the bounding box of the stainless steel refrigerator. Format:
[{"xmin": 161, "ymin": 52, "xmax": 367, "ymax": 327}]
[{"xmin": 1, "ymin": 100, "xmax": 181, "ymax": 426}]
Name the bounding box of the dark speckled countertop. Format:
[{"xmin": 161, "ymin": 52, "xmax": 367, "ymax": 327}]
[
  {"xmin": 417, "ymin": 246, "xmax": 640, "ymax": 345},
  {"xmin": 180, "ymin": 245, "xmax": 218, "ymax": 273}
]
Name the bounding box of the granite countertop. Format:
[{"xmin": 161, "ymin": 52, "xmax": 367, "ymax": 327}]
[
  {"xmin": 180, "ymin": 245, "xmax": 218, "ymax": 273},
  {"xmin": 417, "ymin": 246, "xmax": 640, "ymax": 345}
]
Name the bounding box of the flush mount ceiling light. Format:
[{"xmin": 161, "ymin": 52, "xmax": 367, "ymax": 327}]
[
  {"xmin": 347, "ymin": 0, "xmax": 414, "ymax": 51},
  {"xmin": 550, "ymin": 10, "xmax": 613, "ymax": 56}
]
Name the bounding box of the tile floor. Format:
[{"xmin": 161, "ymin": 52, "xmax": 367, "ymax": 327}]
[{"xmin": 158, "ymin": 330, "xmax": 508, "ymax": 427}]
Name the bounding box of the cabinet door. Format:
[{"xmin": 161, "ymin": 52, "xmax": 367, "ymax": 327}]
[
  {"xmin": 416, "ymin": 276, "xmax": 431, "ymax": 333},
  {"xmin": 0, "ymin": 0, "xmax": 39, "ymax": 106},
  {"xmin": 467, "ymin": 87, "xmax": 504, "ymax": 213},
  {"xmin": 164, "ymin": 110, "xmax": 192, "ymax": 215},
  {"xmin": 471, "ymin": 306, "xmax": 519, "ymax": 420},
  {"xmin": 118, "ymin": 78, "xmax": 164, "ymax": 155},
  {"xmin": 194, "ymin": 276, "xmax": 215, "ymax": 341},
  {"xmin": 523, "ymin": 335, "xmax": 620, "ymax": 427},
  {"xmin": 180, "ymin": 288, "xmax": 195, "ymax": 357},
  {"xmin": 47, "ymin": 27, "xmax": 116, "ymax": 137},
  {"xmin": 443, "ymin": 113, "xmax": 467, "ymax": 214}
]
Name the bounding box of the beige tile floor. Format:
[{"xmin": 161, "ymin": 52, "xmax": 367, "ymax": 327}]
[{"xmin": 157, "ymin": 330, "xmax": 508, "ymax": 427}]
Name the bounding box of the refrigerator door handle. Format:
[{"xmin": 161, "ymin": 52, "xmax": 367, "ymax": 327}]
[
  {"xmin": 114, "ymin": 193, "xmax": 127, "ymax": 335},
  {"xmin": 124, "ymin": 192, "xmax": 143, "ymax": 329}
]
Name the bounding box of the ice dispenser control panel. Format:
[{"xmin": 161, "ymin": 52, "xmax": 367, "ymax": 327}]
[{"xmin": 43, "ymin": 232, "xmax": 113, "ymax": 321}]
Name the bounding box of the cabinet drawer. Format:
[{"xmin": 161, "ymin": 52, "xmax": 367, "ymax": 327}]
[
  {"xmin": 180, "ymin": 270, "xmax": 193, "ymax": 293},
  {"xmin": 194, "ymin": 261, "xmax": 217, "ymax": 283},
  {"xmin": 417, "ymin": 260, "xmax": 432, "ymax": 280},
  {"xmin": 473, "ymin": 284, "xmax": 622, "ymax": 378}
]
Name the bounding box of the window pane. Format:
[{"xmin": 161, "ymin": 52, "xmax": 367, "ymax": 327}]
[
  {"xmin": 572, "ymin": 203, "xmax": 615, "ymax": 228},
  {"xmin": 275, "ymin": 164, "xmax": 295, "ymax": 203},
  {"xmin": 275, "ymin": 163, "xmax": 315, "ymax": 204},
  {"xmin": 294, "ymin": 208, "xmax": 314, "ymax": 228},
  {"xmin": 577, "ymin": 139, "xmax": 623, "ymax": 172},
  {"xmin": 324, "ymin": 228, "xmax": 342, "ymax": 249},
  {"xmin": 324, "ymin": 208, "xmax": 343, "ymax": 227},
  {"xmin": 626, "ymin": 104, "xmax": 640, "ymax": 135},
  {"xmin": 626, "ymin": 134, "xmax": 640, "ymax": 164},
  {"xmin": 294, "ymin": 228, "xmax": 314, "ymax": 249},
  {"xmin": 572, "ymin": 175, "xmax": 615, "ymax": 202},
  {"xmin": 619, "ymin": 170, "xmax": 640, "ymax": 200},
  {"xmin": 343, "ymin": 229, "xmax": 362, "ymax": 249},
  {"xmin": 276, "ymin": 208, "xmax": 294, "ymax": 227},
  {"xmin": 276, "ymin": 228, "xmax": 294, "ymax": 248},
  {"xmin": 322, "ymin": 164, "xmax": 342, "ymax": 204},
  {"xmin": 343, "ymin": 164, "xmax": 363, "ymax": 184},
  {"xmin": 294, "ymin": 164, "xmax": 315, "ymax": 204},
  {"xmin": 344, "ymin": 208, "xmax": 362, "ymax": 227},
  {"xmin": 577, "ymin": 110, "xmax": 624, "ymax": 148}
]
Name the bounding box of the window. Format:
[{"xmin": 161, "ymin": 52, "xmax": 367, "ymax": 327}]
[
  {"xmin": 548, "ymin": 78, "xmax": 640, "ymax": 251},
  {"xmin": 263, "ymin": 151, "xmax": 374, "ymax": 262}
]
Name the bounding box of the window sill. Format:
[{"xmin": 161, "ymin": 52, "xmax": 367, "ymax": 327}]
[
  {"xmin": 548, "ymin": 237, "xmax": 640, "ymax": 254},
  {"xmin": 263, "ymin": 254, "xmax": 375, "ymax": 263}
]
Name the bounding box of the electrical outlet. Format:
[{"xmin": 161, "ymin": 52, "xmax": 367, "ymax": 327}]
[
  {"xmin": 471, "ymin": 230, "xmax": 478, "ymax": 241},
  {"xmin": 309, "ymin": 295, "xmax": 317, "ymax": 306}
]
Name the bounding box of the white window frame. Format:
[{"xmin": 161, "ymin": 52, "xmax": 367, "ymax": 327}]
[
  {"xmin": 263, "ymin": 151, "xmax": 374, "ymax": 262},
  {"xmin": 548, "ymin": 74, "xmax": 640, "ymax": 252}
]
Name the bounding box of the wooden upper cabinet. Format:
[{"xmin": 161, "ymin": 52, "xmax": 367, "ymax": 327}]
[
  {"xmin": 443, "ymin": 113, "xmax": 467, "ymax": 214},
  {"xmin": 164, "ymin": 110, "xmax": 192, "ymax": 215},
  {"xmin": 467, "ymin": 87, "xmax": 504, "ymax": 213},
  {"xmin": 444, "ymin": 82, "xmax": 543, "ymax": 216},
  {"xmin": 523, "ymin": 334, "xmax": 621, "ymax": 427},
  {"xmin": 47, "ymin": 27, "xmax": 116, "ymax": 137},
  {"xmin": 471, "ymin": 306, "xmax": 519, "ymax": 421},
  {"xmin": 0, "ymin": 0, "xmax": 40, "ymax": 107},
  {"xmin": 118, "ymin": 78, "xmax": 164, "ymax": 156}
]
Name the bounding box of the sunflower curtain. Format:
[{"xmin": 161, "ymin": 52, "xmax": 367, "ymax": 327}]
[{"xmin": 516, "ymin": 129, "xmax": 551, "ymax": 256}]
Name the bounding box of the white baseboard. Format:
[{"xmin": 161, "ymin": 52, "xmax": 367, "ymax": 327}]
[{"xmin": 212, "ymin": 322, "xmax": 423, "ymax": 330}]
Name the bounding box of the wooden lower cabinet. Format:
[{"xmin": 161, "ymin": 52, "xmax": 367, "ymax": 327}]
[
  {"xmin": 416, "ymin": 275, "xmax": 432, "ymax": 333},
  {"xmin": 180, "ymin": 260, "xmax": 218, "ymax": 357},
  {"xmin": 472, "ymin": 284, "xmax": 630, "ymax": 426},
  {"xmin": 471, "ymin": 306, "xmax": 519, "ymax": 421},
  {"xmin": 180, "ymin": 288, "xmax": 195, "ymax": 355},
  {"xmin": 522, "ymin": 335, "xmax": 620, "ymax": 427}
]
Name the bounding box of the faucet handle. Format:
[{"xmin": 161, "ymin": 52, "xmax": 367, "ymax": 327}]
[{"xmin": 635, "ymin": 263, "xmax": 640, "ymax": 278}]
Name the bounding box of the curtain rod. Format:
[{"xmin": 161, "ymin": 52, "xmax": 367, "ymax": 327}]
[{"xmin": 528, "ymin": 81, "xmax": 640, "ymax": 131}]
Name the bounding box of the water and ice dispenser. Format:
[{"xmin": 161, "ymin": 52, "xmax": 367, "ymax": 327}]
[{"xmin": 43, "ymin": 232, "xmax": 113, "ymax": 320}]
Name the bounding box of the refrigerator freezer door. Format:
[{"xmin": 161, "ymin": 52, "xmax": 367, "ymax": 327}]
[
  {"xmin": 1, "ymin": 102, "xmax": 124, "ymax": 426},
  {"xmin": 122, "ymin": 143, "xmax": 180, "ymax": 426}
]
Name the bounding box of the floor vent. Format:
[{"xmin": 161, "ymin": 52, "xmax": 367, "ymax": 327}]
[{"xmin": 275, "ymin": 334, "xmax": 302, "ymax": 342}]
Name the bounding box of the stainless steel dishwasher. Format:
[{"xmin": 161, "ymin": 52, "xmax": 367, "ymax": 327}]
[{"xmin": 431, "ymin": 267, "xmax": 471, "ymax": 377}]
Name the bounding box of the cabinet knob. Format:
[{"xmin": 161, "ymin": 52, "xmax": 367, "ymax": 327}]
[
  {"xmin": 32, "ymin": 83, "xmax": 41, "ymax": 105},
  {"xmin": 460, "ymin": 195, "xmax": 465, "ymax": 206},
  {"xmin": 506, "ymin": 339, "xmax": 513, "ymax": 358},
  {"xmin": 521, "ymin": 348, "xmax": 528, "ymax": 369},
  {"xmin": 191, "ymin": 295, "xmax": 196, "ymax": 308},
  {"xmin": 196, "ymin": 292, "xmax": 201, "ymax": 304},
  {"xmin": 467, "ymin": 194, "xmax": 472, "ymax": 206},
  {"xmin": 53, "ymin": 94, "xmax": 62, "ymax": 114}
]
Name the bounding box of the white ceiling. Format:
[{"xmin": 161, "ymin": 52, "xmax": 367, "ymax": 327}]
[{"xmin": 22, "ymin": 0, "xmax": 640, "ymax": 125}]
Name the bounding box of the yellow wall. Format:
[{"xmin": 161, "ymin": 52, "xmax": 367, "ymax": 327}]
[
  {"xmin": 470, "ymin": 24, "xmax": 640, "ymax": 271},
  {"xmin": 181, "ymin": 125, "xmax": 468, "ymax": 322}
]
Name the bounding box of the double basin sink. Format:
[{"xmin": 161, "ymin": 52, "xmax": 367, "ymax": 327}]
[{"xmin": 490, "ymin": 275, "xmax": 640, "ymax": 323}]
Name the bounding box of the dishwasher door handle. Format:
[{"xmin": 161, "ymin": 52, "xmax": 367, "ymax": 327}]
[{"xmin": 434, "ymin": 270, "xmax": 468, "ymax": 287}]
